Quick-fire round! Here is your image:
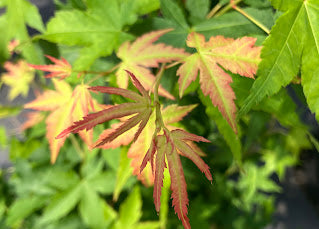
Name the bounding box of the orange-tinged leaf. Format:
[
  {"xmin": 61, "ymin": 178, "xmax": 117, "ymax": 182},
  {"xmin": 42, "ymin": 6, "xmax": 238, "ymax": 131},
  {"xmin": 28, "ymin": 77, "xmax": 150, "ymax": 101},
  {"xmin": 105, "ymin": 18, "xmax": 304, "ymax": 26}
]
[
  {"xmin": 95, "ymin": 121, "xmax": 135, "ymax": 149},
  {"xmin": 46, "ymin": 102, "xmax": 73, "ymax": 163},
  {"xmin": 176, "ymin": 55, "xmax": 200, "ymax": 98},
  {"xmin": 24, "ymin": 79, "xmax": 101, "ymax": 163},
  {"xmin": 57, "ymin": 71, "xmax": 153, "ymax": 161},
  {"xmin": 57, "ymin": 71, "xmax": 153, "ymax": 141},
  {"xmin": 116, "ymin": 29, "xmax": 189, "ymax": 99},
  {"xmin": 208, "ymin": 36, "xmax": 261, "ymax": 78},
  {"xmin": 21, "ymin": 111, "xmax": 45, "ymax": 130},
  {"xmin": 57, "ymin": 101, "xmax": 147, "ymax": 139},
  {"xmin": 161, "ymin": 104, "xmax": 198, "ymax": 124},
  {"xmin": 177, "ymin": 32, "xmax": 261, "ymax": 132},
  {"xmin": 28, "ymin": 55, "xmax": 72, "ymax": 79},
  {"xmin": 24, "ymin": 79, "xmax": 72, "ymax": 111},
  {"xmin": 200, "ymin": 60, "xmax": 237, "ymax": 131},
  {"xmin": 2, "ymin": 60, "xmax": 34, "ymax": 100},
  {"xmin": 128, "ymin": 126, "xmax": 155, "ymax": 186}
]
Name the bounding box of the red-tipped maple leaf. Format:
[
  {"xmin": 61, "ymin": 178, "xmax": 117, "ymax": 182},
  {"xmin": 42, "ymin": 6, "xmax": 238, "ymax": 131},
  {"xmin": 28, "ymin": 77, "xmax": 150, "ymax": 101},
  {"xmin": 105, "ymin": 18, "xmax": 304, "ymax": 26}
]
[
  {"xmin": 97, "ymin": 104, "xmax": 200, "ymax": 186},
  {"xmin": 28, "ymin": 55, "xmax": 72, "ymax": 79},
  {"xmin": 24, "ymin": 79, "xmax": 102, "ymax": 163},
  {"xmin": 140, "ymin": 129, "xmax": 212, "ymax": 229},
  {"xmin": 2, "ymin": 60, "xmax": 34, "ymax": 100},
  {"xmin": 57, "ymin": 71, "xmax": 153, "ymax": 148},
  {"xmin": 93, "ymin": 101, "xmax": 211, "ymax": 228},
  {"xmin": 116, "ymin": 29, "xmax": 189, "ymax": 100},
  {"xmin": 177, "ymin": 32, "xmax": 261, "ymax": 132}
]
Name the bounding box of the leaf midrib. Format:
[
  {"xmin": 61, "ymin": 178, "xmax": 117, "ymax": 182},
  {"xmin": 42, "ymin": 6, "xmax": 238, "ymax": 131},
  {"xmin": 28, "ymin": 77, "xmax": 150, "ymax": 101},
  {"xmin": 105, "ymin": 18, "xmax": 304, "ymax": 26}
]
[
  {"xmin": 239, "ymin": 4, "xmax": 305, "ymax": 115},
  {"xmin": 254, "ymin": 6, "xmax": 304, "ymax": 99},
  {"xmin": 195, "ymin": 21, "xmax": 251, "ymax": 32},
  {"xmin": 205, "ymin": 52, "xmax": 260, "ymax": 65},
  {"xmin": 305, "ymin": 3, "xmax": 319, "ymax": 56},
  {"xmin": 194, "ymin": 34, "xmax": 235, "ymax": 129}
]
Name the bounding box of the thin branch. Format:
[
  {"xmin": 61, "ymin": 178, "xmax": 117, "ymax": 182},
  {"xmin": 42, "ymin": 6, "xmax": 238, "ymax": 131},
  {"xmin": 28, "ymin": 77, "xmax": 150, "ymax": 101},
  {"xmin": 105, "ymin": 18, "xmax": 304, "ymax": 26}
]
[
  {"xmin": 206, "ymin": 3, "xmax": 223, "ymax": 19},
  {"xmin": 233, "ymin": 5, "xmax": 270, "ymax": 34},
  {"xmin": 84, "ymin": 63, "xmax": 121, "ymax": 85},
  {"xmin": 153, "ymin": 65, "xmax": 167, "ymax": 132},
  {"xmin": 69, "ymin": 134, "xmax": 85, "ymax": 160},
  {"xmin": 214, "ymin": 0, "xmax": 243, "ymax": 17}
]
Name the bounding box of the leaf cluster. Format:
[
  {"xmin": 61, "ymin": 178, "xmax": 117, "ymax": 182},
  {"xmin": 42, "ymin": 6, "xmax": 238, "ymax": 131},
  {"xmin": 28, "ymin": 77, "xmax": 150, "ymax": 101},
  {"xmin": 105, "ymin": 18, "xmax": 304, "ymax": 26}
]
[{"xmin": 0, "ymin": 0, "xmax": 319, "ymax": 229}]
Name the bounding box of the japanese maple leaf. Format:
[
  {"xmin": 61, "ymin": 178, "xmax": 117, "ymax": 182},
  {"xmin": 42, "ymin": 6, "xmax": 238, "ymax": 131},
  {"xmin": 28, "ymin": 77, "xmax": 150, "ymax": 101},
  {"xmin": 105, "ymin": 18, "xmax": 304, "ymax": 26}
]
[
  {"xmin": 57, "ymin": 71, "xmax": 153, "ymax": 148},
  {"xmin": 24, "ymin": 79, "xmax": 102, "ymax": 163},
  {"xmin": 28, "ymin": 55, "xmax": 72, "ymax": 79},
  {"xmin": 177, "ymin": 32, "xmax": 261, "ymax": 132},
  {"xmin": 96, "ymin": 104, "xmax": 200, "ymax": 186},
  {"xmin": 116, "ymin": 29, "xmax": 189, "ymax": 99},
  {"xmin": 140, "ymin": 129, "xmax": 212, "ymax": 229},
  {"xmin": 2, "ymin": 60, "xmax": 34, "ymax": 100}
]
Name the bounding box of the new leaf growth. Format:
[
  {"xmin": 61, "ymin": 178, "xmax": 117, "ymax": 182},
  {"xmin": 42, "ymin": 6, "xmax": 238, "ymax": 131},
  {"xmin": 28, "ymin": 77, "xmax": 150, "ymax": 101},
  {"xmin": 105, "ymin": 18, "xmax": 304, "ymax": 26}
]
[
  {"xmin": 56, "ymin": 71, "xmax": 212, "ymax": 229},
  {"xmin": 57, "ymin": 71, "xmax": 153, "ymax": 147}
]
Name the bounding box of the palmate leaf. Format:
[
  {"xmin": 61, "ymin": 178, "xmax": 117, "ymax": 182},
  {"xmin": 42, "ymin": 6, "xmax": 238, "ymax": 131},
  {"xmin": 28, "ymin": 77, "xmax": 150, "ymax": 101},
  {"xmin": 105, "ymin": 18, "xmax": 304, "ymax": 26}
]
[
  {"xmin": 1, "ymin": 0, "xmax": 44, "ymax": 63},
  {"xmin": 28, "ymin": 55, "xmax": 72, "ymax": 79},
  {"xmin": 57, "ymin": 71, "xmax": 153, "ymax": 149},
  {"xmin": 177, "ymin": 32, "xmax": 261, "ymax": 132},
  {"xmin": 24, "ymin": 79, "xmax": 102, "ymax": 163},
  {"xmin": 116, "ymin": 29, "xmax": 188, "ymax": 99},
  {"xmin": 1, "ymin": 60, "xmax": 34, "ymax": 100},
  {"xmin": 239, "ymin": 0, "xmax": 319, "ymax": 121},
  {"xmin": 38, "ymin": 0, "xmax": 140, "ymax": 70}
]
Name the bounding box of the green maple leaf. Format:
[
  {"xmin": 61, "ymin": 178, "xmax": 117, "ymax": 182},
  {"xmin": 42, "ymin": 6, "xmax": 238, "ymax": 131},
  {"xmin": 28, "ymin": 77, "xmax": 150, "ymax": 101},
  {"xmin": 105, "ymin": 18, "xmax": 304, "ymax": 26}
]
[
  {"xmin": 233, "ymin": 162, "xmax": 281, "ymax": 211},
  {"xmin": 39, "ymin": 0, "xmax": 140, "ymax": 71},
  {"xmin": 238, "ymin": 0, "xmax": 319, "ymax": 122},
  {"xmin": 0, "ymin": 0, "xmax": 44, "ymax": 63}
]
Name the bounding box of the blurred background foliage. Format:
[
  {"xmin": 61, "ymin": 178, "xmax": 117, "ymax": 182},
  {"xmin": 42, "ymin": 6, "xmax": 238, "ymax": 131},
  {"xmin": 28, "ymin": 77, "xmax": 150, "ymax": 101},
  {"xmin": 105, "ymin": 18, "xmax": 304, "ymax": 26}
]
[{"xmin": 0, "ymin": 0, "xmax": 318, "ymax": 228}]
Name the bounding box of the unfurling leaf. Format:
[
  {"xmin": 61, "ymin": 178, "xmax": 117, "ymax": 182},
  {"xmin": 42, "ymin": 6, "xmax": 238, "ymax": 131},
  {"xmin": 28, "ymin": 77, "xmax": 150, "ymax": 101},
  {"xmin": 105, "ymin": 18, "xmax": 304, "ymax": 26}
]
[
  {"xmin": 116, "ymin": 29, "xmax": 189, "ymax": 99},
  {"xmin": 24, "ymin": 79, "xmax": 102, "ymax": 163},
  {"xmin": 1, "ymin": 60, "xmax": 34, "ymax": 100},
  {"xmin": 56, "ymin": 70, "xmax": 211, "ymax": 228},
  {"xmin": 177, "ymin": 32, "xmax": 261, "ymax": 132},
  {"xmin": 28, "ymin": 55, "xmax": 72, "ymax": 79},
  {"xmin": 97, "ymin": 104, "xmax": 199, "ymax": 186},
  {"xmin": 57, "ymin": 71, "xmax": 153, "ymax": 149},
  {"xmin": 140, "ymin": 129, "xmax": 212, "ymax": 229}
]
